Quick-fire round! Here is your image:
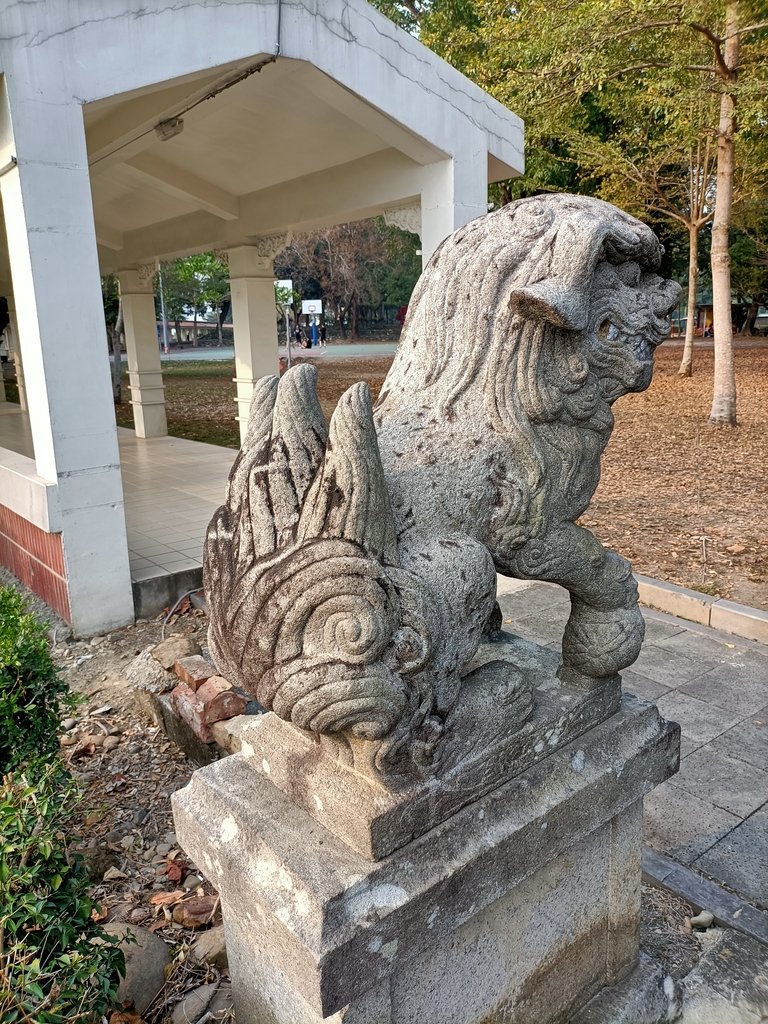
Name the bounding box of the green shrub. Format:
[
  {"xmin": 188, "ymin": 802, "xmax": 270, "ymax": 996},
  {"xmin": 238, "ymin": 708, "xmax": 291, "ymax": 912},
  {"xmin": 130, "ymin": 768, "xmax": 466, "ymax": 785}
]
[
  {"xmin": 0, "ymin": 762, "xmax": 125, "ymax": 1022},
  {"xmin": 0, "ymin": 586, "xmax": 124, "ymax": 1021},
  {"xmin": 0, "ymin": 586, "xmax": 76, "ymax": 773}
]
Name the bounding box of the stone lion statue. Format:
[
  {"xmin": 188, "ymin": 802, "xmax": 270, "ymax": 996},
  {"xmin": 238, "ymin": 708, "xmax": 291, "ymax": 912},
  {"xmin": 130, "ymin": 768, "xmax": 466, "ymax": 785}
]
[{"xmin": 204, "ymin": 193, "xmax": 680, "ymax": 780}]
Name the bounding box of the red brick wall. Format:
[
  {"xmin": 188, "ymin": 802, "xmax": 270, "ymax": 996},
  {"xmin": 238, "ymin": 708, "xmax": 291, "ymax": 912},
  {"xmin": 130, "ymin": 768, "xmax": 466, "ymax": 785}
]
[{"xmin": 0, "ymin": 503, "xmax": 71, "ymax": 621}]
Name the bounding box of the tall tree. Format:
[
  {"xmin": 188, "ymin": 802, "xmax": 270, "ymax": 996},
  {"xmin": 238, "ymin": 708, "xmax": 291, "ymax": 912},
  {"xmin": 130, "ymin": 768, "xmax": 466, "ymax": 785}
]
[
  {"xmin": 374, "ymin": 0, "xmax": 768, "ymax": 424},
  {"xmin": 279, "ymin": 220, "xmax": 405, "ymax": 338}
]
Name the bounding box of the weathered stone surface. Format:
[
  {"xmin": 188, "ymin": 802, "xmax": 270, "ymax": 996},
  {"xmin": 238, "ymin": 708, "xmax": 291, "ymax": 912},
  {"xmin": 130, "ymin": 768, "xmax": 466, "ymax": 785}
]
[
  {"xmin": 103, "ymin": 922, "xmax": 170, "ymax": 1015},
  {"xmin": 569, "ymin": 954, "xmax": 682, "ymax": 1024},
  {"xmin": 237, "ymin": 634, "xmax": 622, "ymax": 859},
  {"xmin": 173, "ymin": 696, "xmax": 678, "ymax": 1022},
  {"xmin": 151, "ymin": 635, "xmax": 201, "ymax": 670},
  {"xmin": 202, "ymin": 197, "xmax": 680, "ymax": 783},
  {"xmin": 210, "ymin": 714, "xmax": 256, "ymax": 754},
  {"xmin": 126, "ymin": 649, "xmax": 177, "ymax": 726},
  {"xmin": 681, "ymin": 929, "xmax": 768, "ymax": 1023},
  {"xmin": 174, "ymin": 654, "xmax": 217, "ymax": 690}
]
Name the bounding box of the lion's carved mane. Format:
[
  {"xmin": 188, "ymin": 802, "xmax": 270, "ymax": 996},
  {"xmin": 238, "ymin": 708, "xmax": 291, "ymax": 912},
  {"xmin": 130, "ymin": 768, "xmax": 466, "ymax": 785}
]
[{"xmin": 372, "ymin": 195, "xmax": 679, "ymax": 688}]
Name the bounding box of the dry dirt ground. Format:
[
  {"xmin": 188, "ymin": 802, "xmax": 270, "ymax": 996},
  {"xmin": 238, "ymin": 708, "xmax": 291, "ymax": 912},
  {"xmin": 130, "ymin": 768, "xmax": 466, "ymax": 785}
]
[
  {"xmin": 591, "ymin": 343, "xmax": 768, "ymax": 610},
  {"xmin": 116, "ymin": 342, "xmax": 768, "ymax": 610}
]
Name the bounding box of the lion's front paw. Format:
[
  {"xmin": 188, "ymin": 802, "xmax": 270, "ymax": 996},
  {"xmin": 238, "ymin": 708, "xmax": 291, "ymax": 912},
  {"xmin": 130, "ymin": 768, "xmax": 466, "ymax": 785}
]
[{"xmin": 561, "ymin": 601, "xmax": 645, "ymax": 680}]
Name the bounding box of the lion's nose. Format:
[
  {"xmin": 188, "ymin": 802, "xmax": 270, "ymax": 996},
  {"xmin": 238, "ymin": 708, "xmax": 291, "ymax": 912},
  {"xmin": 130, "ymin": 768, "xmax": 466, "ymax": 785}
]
[{"xmin": 652, "ymin": 280, "xmax": 681, "ymax": 315}]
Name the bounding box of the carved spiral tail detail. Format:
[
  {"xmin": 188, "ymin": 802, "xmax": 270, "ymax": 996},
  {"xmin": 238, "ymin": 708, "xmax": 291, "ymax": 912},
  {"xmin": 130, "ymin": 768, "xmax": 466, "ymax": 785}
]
[{"xmin": 204, "ymin": 369, "xmax": 448, "ymax": 769}]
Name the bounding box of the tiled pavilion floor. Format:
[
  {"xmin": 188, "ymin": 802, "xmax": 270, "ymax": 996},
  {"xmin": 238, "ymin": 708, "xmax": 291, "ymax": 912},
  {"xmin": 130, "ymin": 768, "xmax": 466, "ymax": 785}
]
[
  {"xmin": 0, "ymin": 405, "xmax": 234, "ymax": 581},
  {"xmin": 119, "ymin": 431, "xmax": 233, "ymax": 580}
]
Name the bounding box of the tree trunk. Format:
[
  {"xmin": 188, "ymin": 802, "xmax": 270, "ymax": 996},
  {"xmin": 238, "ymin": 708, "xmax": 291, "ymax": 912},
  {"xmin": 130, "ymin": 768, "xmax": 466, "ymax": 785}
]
[
  {"xmin": 336, "ymin": 300, "xmax": 347, "ymax": 339},
  {"xmin": 708, "ymin": 2, "xmax": 739, "ymax": 426},
  {"xmin": 192, "ymin": 310, "xmax": 198, "ymax": 347},
  {"xmin": 108, "ymin": 297, "xmax": 123, "ymax": 404},
  {"xmin": 745, "ymin": 302, "xmax": 758, "ymax": 335},
  {"xmin": 217, "ymin": 311, "xmax": 223, "ymax": 346},
  {"xmin": 350, "ymin": 296, "xmax": 359, "ymax": 340},
  {"xmin": 678, "ymin": 224, "xmax": 699, "ymax": 377}
]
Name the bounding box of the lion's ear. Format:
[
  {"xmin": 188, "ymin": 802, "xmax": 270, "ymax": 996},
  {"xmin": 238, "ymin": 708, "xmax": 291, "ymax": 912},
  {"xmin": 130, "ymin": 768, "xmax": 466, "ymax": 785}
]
[{"xmin": 508, "ymin": 282, "xmax": 585, "ymax": 332}]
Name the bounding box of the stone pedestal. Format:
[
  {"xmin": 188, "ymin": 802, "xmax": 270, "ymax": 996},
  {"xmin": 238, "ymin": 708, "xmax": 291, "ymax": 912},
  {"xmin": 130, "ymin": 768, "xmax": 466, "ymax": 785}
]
[{"xmin": 173, "ymin": 637, "xmax": 679, "ymax": 1024}]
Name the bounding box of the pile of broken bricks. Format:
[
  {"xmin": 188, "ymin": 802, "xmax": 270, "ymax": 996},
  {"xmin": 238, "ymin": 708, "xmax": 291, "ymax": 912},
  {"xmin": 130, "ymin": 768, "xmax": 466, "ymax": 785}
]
[{"xmin": 126, "ymin": 634, "xmax": 261, "ymax": 765}]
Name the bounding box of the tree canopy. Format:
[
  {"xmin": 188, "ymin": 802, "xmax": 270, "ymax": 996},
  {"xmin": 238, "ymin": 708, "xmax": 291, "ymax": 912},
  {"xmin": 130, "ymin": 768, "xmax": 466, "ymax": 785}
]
[{"xmin": 371, "ymin": 0, "xmax": 768, "ymax": 422}]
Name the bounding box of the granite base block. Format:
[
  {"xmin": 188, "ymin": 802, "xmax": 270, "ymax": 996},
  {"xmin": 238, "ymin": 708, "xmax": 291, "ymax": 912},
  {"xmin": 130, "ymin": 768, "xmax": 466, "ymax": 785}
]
[{"xmin": 173, "ymin": 695, "xmax": 678, "ymax": 1024}]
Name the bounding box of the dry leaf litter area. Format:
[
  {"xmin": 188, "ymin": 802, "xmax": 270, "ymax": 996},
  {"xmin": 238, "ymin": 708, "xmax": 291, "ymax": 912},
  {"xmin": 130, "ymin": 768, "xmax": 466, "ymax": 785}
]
[
  {"xmin": 586, "ymin": 345, "xmax": 768, "ymax": 610},
  {"xmin": 47, "ymin": 595, "xmax": 234, "ymax": 1024}
]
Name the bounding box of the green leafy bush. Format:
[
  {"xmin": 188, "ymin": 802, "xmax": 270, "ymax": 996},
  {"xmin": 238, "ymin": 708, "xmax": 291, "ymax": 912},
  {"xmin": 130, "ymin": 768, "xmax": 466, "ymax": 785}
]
[
  {"xmin": 0, "ymin": 586, "xmax": 76, "ymax": 773},
  {"xmin": 0, "ymin": 586, "xmax": 124, "ymax": 1021}
]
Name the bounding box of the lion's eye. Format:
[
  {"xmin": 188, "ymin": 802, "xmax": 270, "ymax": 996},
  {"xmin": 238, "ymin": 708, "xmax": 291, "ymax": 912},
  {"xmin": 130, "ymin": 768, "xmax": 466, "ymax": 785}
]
[{"xmin": 598, "ymin": 320, "xmax": 612, "ymax": 340}]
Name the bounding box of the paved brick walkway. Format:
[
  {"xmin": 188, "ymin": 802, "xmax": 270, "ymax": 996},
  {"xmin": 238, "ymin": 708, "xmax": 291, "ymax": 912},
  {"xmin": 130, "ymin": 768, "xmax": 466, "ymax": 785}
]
[{"xmin": 496, "ymin": 580, "xmax": 768, "ymax": 912}]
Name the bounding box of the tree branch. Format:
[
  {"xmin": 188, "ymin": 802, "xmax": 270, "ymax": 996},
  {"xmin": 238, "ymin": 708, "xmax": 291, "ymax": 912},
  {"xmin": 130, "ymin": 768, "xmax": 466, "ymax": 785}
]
[{"xmin": 688, "ymin": 22, "xmax": 732, "ymax": 79}]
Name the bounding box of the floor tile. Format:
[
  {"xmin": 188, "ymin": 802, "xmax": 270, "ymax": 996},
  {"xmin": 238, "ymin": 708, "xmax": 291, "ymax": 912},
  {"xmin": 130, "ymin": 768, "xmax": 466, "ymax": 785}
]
[
  {"xmin": 656, "ymin": 691, "xmax": 740, "ymax": 744},
  {"xmin": 680, "ymin": 669, "xmax": 768, "ymax": 719},
  {"xmin": 621, "ymin": 669, "xmax": 670, "ymax": 702},
  {"xmin": 668, "ymin": 746, "xmax": 768, "ymax": 818},
  {"xmin": 631, "ymin": 644, "xmax": 715, "ymax": 688},
  {"xmin": 644, "ymin": 782, "xmax": 741, "ymax": 865},
  {"xmin": 694, "ymin": 808, "xmax": 768, "ymax": 910},
  {"xmin": 709, "ymin": 707, "xmax": 768, "ymax": 770},
  {"xmin": 653, "ymin": 628, "xmax": 755, "ymax": 665}
]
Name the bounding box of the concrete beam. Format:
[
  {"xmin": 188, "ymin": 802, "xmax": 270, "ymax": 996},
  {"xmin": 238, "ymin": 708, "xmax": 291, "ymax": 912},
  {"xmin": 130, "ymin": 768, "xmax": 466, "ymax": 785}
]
[
  {"xmin": 307, "ymin": 68, "xmax": 445, "ymax": 167},
  {"xmin": 86, "ymin": 64, "xmax": 250, "ymax": 172},
  {"xmin": 125, "ymin": 152, "xmax": 240, "ymax": 220},
  {"xmin": 95, "ymin": 223, "xmax": 125, "ymax": 251},
  {"xmin": 100, "ymin": 149, "xmax": 424, "ymax": 271}
]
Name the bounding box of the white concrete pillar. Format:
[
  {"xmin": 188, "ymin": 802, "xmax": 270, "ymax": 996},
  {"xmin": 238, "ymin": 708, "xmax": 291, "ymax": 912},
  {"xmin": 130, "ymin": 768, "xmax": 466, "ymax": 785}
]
[
  {"xmin": 420, "ymin": 149, "xmax": 489, "ymax": 266},
  {"xmin": 118, "ymin": 266, "xmax": 168, "ymax": 438},
  {"xmin": 228, "ymin": 239, "xmax": 285, "ymax": 443},
  {"xmin": 0, "ymin": 87, "xmax": 134, "ymax": 634},
  {"xmin": 5, "ymin": 297, "xmax": 26, "ymax": 410},
  {"xmin": 0, "ymin": 311, "xmax": 6, "ymax": 402}
]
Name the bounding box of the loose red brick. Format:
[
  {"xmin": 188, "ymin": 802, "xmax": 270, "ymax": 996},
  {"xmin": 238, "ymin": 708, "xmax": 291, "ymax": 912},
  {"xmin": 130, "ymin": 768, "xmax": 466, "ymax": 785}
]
[
  {"xmin": 173, "ymin": 654, "xmax": 217, "ymax": 690},
  {"xmin": 197, "ymin": 675, "xmax": 247, "ymax": 724},
  {"xmin": 170, "ymin": 682, "xmax": 212, "ymax": 743}
]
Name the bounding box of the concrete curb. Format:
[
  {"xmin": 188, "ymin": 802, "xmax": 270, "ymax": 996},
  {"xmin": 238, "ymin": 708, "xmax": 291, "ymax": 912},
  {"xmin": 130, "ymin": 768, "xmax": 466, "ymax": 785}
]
[
  {"xmin": 642, "ymin": 848, "xmax": 768, "ymax": 948},
  {"xmin": 635, "ymin": 575, "xmax": 768, "ymax": 644}
]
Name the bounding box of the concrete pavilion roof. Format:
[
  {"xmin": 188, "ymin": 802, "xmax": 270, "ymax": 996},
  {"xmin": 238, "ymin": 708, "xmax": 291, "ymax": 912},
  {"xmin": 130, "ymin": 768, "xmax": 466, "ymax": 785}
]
[{"xmin": 0, "ymin": 0, "xmax": 524, "ymax": 281}]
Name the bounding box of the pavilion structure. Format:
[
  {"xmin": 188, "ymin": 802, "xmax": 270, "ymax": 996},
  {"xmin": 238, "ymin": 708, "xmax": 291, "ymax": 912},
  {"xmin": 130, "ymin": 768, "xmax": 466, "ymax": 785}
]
[{"xmin": 0, "ymin": 0, "xmax": 523, "ymax": 635}]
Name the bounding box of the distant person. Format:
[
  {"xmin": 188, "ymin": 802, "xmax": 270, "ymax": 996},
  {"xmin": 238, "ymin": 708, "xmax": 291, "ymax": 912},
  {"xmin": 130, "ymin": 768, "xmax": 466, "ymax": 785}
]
[
  {"xmin": 0, "ymin": 323, "xmax": 10, "ymax": 364},
  {"xmin": 293, "ymin": 324, "xmax": 303, "ymax": 347},
  {"xmin": 319, "ymin": 323, "xmax": 327, "ymax": 346}
]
